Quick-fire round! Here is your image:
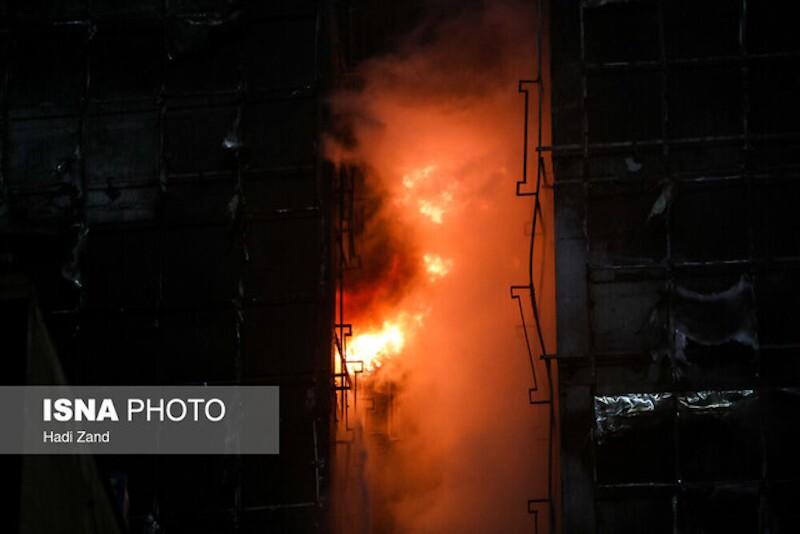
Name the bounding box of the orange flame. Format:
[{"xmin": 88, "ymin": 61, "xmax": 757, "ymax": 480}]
[
  {"xmin": 342, "ymin": 161, "xmax": 456, "ymax": 374},
  {"xmin": 423, "ymin": 253, "xmax": 453, "ymax": 280},
  {"xmin": 402, "ymin": 164, "xmax": 437, "ymax": 190},
  {"xmin": 327, "ymin": 3, "xmax": 545, "ymax": 529},
  {"xmin": 348, "ymin": 321, "xmax": 404, "ymax": 372},
  {"xmin": 346, "ymin": 312, "xmax": 424, "ymax": 372},
  {"xmin": 398, "ymin": 164, "xmax": 455, "ymax": 224}
]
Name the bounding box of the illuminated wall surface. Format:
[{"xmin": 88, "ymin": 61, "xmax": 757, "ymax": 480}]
[{"xmin": 550, "ymin": 1, "xmax": 800, "ymax": 533}]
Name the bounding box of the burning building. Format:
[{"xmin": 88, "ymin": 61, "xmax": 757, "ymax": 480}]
[{"xmin": 1, "ymin": 0, "xmax": 798, "ymax": 533}]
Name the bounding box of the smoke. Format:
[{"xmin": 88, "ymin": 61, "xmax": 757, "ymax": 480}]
[{"xmin": 328, "ymin": 1, "xmax": 552, "ymax": 532}]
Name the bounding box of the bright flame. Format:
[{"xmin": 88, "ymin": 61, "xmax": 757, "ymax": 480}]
[
  {"xmin": 419, "ymin": 200, "xmax": 445, "ymax": 224},
  {"xmin": 402, "ymin": 164, "xmax": 437, "ymax": 189},
  {"xmin": 348, "ymin": 320, "xmax": 406, "ymax": 372},
  {"xmin": 423, "ymin": 253, "xmax": 453, "ymax": 280},
  {"xmin": 398, "ymin": 164, "xmax": 455, "ymax": 224},
  {"xmin": 345, "ymin": 310, "xmax": 427, "ymax": 373},
  {"xmin": 419, "ymin": 190, "xmax": 454, "ymax": 224},
  {"xmin": 342, "ymin": 162, "xmax": 456, "ymax": 373}
]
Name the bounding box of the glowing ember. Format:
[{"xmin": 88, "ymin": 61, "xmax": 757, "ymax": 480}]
[{"xmin": 423, "ymin": 253, "xmax": 453, "ymax": 280}]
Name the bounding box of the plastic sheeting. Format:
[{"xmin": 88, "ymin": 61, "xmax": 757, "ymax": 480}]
[
  {"xmin": 166, "ymin": 10, "xmax": 243, "ymax": 62},
  {"xmin": 61, "ymin": 224, "xmax": 89, "ymax": 289},
  {"xmin": 672, "ymin": 277, "xmax": 758, "ymax": 349},
  {"xmin": 594, "ymin": 392, "xmax": 672, "ymax": 443},
  {"xmin": 595, "ymin": 389, "xmax": 756, "ymax": 442},
  {"xmin": 647, "ymin": 183, "xmax": 672, "ymax": 221},
  {"xmin": 678, "ymin": 389, "xmax": 755, "ymax": 413},
  {"xmin": 649, "ymin": 276, "xmax": 758, "ymax": 376}
]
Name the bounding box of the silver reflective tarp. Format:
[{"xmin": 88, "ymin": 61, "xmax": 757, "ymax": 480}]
[
  {"xmin": 594, "ymin": 392, "xmax": 673, "ymax": 442},
  {"xmin": 678, "ymin": 389, "xmax": 755, "ymax": 413},
  {"xmin": 595, "ymin": 389, "xmax": 756, "ymax": 442}
]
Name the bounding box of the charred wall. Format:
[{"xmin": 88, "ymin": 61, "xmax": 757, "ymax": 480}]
[
  {"xmin": 0, "ymin": 1, "xmax": 335, "ymax": 532},
  {"xmin": 550, "ymin": 1, "xmax": 800, "ymax": 532}
]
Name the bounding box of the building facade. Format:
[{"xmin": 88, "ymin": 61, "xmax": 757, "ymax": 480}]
[{"xmin": 551, "ymin": 1, "xmax": 800, "ymax": 532}]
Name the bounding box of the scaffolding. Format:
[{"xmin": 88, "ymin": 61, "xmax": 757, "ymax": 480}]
[
  {"xmin": 1, "ymin": 2, "xmax": 333, "ymax": 531},
  {"xmin": 549, "ymin": 1, "xmax": 800, "ymax": 532},
  {"xmin": 511, "ymin": 1, "xmax": 557, "ymax": 533}
]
